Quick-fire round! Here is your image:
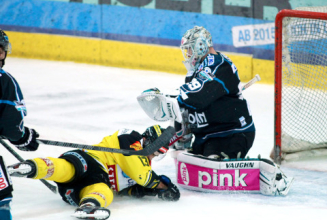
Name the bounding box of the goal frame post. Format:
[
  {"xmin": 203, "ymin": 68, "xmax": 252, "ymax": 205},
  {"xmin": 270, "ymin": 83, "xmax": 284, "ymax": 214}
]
[{"xmin": 274, "ymin": 9, "xmax": 327, "ymax": 164}]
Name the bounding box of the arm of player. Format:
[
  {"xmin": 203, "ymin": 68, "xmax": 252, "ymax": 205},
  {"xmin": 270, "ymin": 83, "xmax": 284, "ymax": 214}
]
[
  {"xmin": 178, "ymin": 76, "xmax": 228, "ymax": 110},
  {"xmin": 118, "ymin": 175, "xmax": 180, "ymax": 201}
]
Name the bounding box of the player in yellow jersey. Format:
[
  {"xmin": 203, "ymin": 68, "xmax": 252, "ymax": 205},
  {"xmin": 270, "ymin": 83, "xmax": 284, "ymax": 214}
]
[{"xmin": 7, "ymin": 125, "xmax": 180, "ymax": 220}]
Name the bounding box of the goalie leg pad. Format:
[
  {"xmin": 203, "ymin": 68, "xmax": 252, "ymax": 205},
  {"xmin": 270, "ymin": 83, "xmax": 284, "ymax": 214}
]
[
  {"xmin": 176, "ymin": 152, "xmax": 261, "ymax": 192},
  {"xmin": 175, "ymin": 153, "xmax": 294, "ymax": 196},
  {"xmin": 259, "ymin": 159, "xmax": 294, "ymax": 196}
]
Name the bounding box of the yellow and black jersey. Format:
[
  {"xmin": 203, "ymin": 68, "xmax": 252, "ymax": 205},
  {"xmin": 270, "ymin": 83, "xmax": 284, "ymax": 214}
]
[{"xmin": 84, "ymin": 129, "xmax": 161, "ymax": 189}]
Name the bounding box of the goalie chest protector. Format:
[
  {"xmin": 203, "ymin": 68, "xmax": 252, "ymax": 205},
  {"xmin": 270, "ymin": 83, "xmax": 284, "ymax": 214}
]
[{"xmin": 176, "ymin": 152, "xmax": 261, "ymax": 193}]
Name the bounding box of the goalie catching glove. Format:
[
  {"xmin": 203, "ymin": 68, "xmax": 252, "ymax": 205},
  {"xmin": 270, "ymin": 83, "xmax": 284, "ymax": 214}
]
[{"xmin": 137, "ymin": 88, "xmax": 183, "ymax": 123}]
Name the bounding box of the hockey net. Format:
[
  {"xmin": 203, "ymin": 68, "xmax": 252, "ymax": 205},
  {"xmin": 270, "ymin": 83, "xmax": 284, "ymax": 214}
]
[{"xmin": 274, "ymin": 7, "xmax": 327, "ymax": 163}]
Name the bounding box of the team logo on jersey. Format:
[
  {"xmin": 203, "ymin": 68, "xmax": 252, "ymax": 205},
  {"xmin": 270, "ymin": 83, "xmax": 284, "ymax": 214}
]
[
  {"xmin": 188, "ymin": 112, "xmax": 209, "ymax": 128},
  {"xmin": 208, "ymin": 54, "xmax": 215, "ymax": 66},
  {"xmin": 130, "ymin": 141, "xmax": 143, "ymax": 151},
  {"xmin": 14, "ymin": 100, "xmax": 27, "ymax": 115}
]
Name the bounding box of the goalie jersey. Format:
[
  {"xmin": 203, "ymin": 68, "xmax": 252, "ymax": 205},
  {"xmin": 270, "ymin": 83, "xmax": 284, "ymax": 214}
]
[{"xmin": 177, "ymin": 52, "xmax": 255, "ymax": 139}]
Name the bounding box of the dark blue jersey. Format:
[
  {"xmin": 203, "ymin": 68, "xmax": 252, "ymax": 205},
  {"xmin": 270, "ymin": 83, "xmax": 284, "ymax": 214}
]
[
  {"xmin": 177, "ymin": 52, "xmax": 254, "ymax": 139},
  {"xmin": 0, "ymin": 68, "xmax": 26, "ymax": 141}
]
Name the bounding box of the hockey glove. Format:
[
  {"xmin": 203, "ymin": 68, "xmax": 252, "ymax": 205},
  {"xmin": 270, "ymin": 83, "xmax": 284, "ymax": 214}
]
[
  {"xmin": 173, "ymin": 110, "xmax": 192, "ymax": 150},
  {"xmin": 157, "ymin": 175, "xmax": 180, "ymax": 201},
  {"xmin": 9, "ymin": 127, "xmax": 39, "ymax": 151},
  {"xmin": 118, "ymin": 184, "xmax": 158, "ymax": 198}
]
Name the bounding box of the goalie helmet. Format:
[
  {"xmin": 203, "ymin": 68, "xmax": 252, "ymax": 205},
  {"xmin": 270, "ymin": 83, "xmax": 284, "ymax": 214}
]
[
  {"xmin": 180, "ymin": 26, "xmax": 213, "ymax": 71},
  {"xmin": 0, "ymin": 29, "xmax": 12, "ymax": 68},
  {"xmin": 142, "ymin": 125, "xmax": 168, "ymax": 160}
]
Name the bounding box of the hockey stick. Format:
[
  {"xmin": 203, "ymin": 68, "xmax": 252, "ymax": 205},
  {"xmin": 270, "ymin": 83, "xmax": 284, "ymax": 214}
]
[
  {"xmin": 242, "ymin": 74, "xmax": 261, "ymax": 91},
  {"xmin": 37, "ymin": 126, "xmax": 175, "ymax": 156},
  {"xmin": 168, "ymin": 74, "xmax": 261, "ymax": 146},
  {"xmin": 0, "ymin": 138, "xmax": 57, "ymax": 194}
]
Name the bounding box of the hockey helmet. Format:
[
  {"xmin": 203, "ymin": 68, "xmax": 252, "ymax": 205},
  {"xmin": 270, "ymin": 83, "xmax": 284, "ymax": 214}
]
[
  {"xmin": 142, "ymin": 125, "xmax": 168, "ymax": 160},
  {"xmin": 180, "ymin": 26, "xmax": 213, "ymax": 71},
  {"xmin": 0, "ymin": 29, "xmax": 12, "ymax": 68},
  {"xmin": 0, "ymin": 30, "xmax": 12, "ymax": 54}
]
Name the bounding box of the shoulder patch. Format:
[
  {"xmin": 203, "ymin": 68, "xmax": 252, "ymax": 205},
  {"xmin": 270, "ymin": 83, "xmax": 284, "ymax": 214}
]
[
  {"xmin": 130, "ymin": 141, "xmax": 143, "ymax": 151},
  {"xmin": 207, "ymin": 54, "xmax": 215, "ymax": 66}
]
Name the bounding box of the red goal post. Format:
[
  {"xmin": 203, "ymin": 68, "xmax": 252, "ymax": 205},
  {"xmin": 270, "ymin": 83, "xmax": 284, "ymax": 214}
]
[{"xmin": 274, "ymin": 8, "xmax": 327, "ymax": 164}]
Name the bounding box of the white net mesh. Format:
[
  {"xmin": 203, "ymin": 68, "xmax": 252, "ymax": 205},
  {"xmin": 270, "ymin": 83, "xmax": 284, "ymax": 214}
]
[{"xmin": 281, "ymin": 7, "xmax": 327, "ymax": 160}]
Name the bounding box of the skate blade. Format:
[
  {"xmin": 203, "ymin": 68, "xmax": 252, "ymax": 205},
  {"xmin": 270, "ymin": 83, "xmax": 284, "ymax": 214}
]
[{"xmin": 71, "ymin": 211, "xmax": 110, "ymax": 220}]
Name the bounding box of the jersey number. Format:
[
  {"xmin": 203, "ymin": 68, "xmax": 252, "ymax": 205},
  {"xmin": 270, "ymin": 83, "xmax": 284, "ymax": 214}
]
[
  {"xmin": 188, "ymin": 79, "xmax": 202, "ymax": 91},
  {"xmin": 138, "ymin": 156, "xmax": 150, "ymax": 167}
]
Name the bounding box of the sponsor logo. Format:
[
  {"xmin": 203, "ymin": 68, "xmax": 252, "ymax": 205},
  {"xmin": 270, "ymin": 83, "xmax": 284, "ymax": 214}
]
[
  {"xmin": 90, "ymin": 192, "xmax": 107, "ymax": 206},
  {"xmin": 199, "ymin": 170, "xmax": 247, "ymax": 188},
  {"xmin": 180, "ymin": 163, "xmax": 189, "ymax": 185},
  {"xmin": 0, "ymin": 167, "xmax": 9, "ymax": 190},
  {"xmin": 239, "ymin": 116, "xmax": 247, "ymax": 127},
  {"xmin": 167, "ymin": 103, "xmax": 173, "ymax": 119},
  {"xmin": 40, "ymin": 158, "xmax": 54, "ymax": 179},
  {"xmin": 108, "ymin": 165, "xmax": 118, "ymax": 192},
  {"xmin": 122, "ymin": 171, "xmax": 130, "ymax": 178},
  {"xmin": 65, "ymin": 189, "xmax": 78, "ymax": 206},
  {"xmin": 169, "ymin": 134, "xmax": 179, "ymax": 145},
  {"xmin": 208, "ymin": 55, "xmax": 215, "ymax": 66},
  {"xmin": 225, "ymin": 162, "xmax": 254, "ymax": 169},
  {"xmin": 188, "ymin": 112, "xmax": 208, "ymax": 128},
  {"xmin": 130, "ymin": 141, "xmax": 142, "ymax": 151},
  {"xmin": 65, "ymin": 152, "xmax": 88, "ymax": 172}
]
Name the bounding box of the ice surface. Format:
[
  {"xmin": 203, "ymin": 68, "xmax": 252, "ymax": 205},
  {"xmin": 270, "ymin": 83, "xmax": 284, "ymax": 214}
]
[{"xmin": 2, "ymin": 58, "xmax": 327, "ymax": 220}]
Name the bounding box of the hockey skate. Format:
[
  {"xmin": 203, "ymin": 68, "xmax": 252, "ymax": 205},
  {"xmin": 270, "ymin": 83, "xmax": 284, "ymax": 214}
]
[
  {"xmin": 7, "ymin": 161, "xmax": 36, "ymax": 178},
  {"xmin": 71, "ymin": 202, "xmax": 110, "ymax": 220}
]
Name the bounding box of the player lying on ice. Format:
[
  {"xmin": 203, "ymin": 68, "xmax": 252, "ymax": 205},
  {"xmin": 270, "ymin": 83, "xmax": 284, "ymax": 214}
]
[
  {"xmin": 7, "ymin": 125, "xmax": 180, "ymax": 220},
  {"xmin": 137, "ymin": 26, "xmax": 294, "ymax": 196}
]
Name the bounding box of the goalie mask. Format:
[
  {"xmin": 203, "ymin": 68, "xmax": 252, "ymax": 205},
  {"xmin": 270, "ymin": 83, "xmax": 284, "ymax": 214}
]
[
  {"xmin": 180, "ymin": 26, "xmax": 213, "ymax": 72},
  {"xmin": 0, "ymin": 29, "xmax": 12, "ymax": 68},
  {"xmin": 142, "ymin": 125, "xmax": 168, "ymax": 161}
]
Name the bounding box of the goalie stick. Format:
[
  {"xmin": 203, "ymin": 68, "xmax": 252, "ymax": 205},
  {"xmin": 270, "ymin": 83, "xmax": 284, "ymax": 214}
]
[
  {"xmin": 36, "ymin": 126, "xmax": 175, "ymax": 156},
  {"xmin": 0, "ymin": 138, "xmax": 58, "ymax": 194},
  {"xmin": 168, "ymin": 74, "xmax": 262, "ymax": 146},
  {"xmin": 242, "ymin": 74, "xmax": 261, "ymax": 91}
]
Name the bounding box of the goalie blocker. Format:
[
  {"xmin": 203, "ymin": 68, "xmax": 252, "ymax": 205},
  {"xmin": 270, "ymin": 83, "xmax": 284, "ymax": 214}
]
[{"xmin": 174, "ymin": 152, "xmax": 294, "ymax": 196}]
